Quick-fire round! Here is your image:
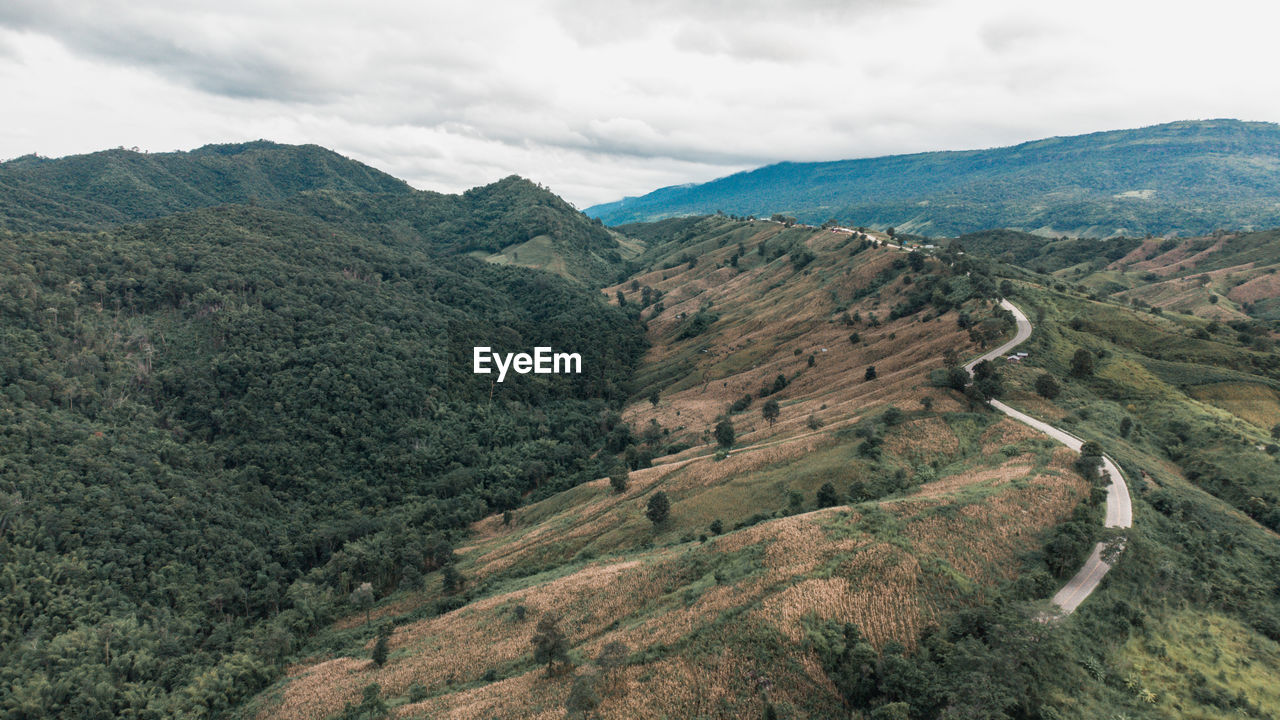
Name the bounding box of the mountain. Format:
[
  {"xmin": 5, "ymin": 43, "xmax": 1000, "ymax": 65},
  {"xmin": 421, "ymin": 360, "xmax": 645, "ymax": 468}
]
[
  {"xmin": 0, "ymin": 161, "xmax": 646, "ymax": 717},
  {"xmin": 279, "ymin": 175, "xmax": 640, "ymax": 285},
  {"xmin": 0, "ymin": 141, "xmax": 412, "ymax": 232},
  {"xmin": 250, "ymin": 216, "xmax": 1280, "ymax": 719},
  {"xmin": 586, "ymin": 120, "xmax": 1280, "ymax": 237}
]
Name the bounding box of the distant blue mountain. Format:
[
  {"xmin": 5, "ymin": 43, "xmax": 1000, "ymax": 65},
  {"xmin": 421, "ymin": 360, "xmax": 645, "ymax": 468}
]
[{"xmin": 587, "ymin": 119, "xmax": 1280, "ymax": 237}]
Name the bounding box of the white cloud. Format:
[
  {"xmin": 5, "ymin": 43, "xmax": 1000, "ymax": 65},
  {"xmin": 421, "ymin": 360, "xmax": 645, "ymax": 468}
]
[{"xmin": 1, "ymin": 0, "xmax": 1279, "ymax": 207}]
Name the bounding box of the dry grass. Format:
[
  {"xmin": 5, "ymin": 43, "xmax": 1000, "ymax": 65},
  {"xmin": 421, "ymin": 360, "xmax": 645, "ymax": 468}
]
[
  {"xmin": 1227, "ymin": 269, "xmax": 1280, "ymax": 304},
  {"xmin": 759, "ymin": 543, "xmax": 929, "ymax": 648}
]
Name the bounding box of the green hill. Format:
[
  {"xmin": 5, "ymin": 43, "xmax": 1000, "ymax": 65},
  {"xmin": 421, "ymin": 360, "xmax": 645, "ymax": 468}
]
[
  {"xmin": 587, "ymin": 120, "xmax": 1280, "ymax": 237},
  {"xmin": 0, "ymin": 141, "xmax": 412, "ymax": 232},
  {"xmin": 0, "ymin": 189, "xmax": 644, "ymax": 715},
  {"xmin": 280, "ymin": 176, "xmax": 636, "ymax": 285}
]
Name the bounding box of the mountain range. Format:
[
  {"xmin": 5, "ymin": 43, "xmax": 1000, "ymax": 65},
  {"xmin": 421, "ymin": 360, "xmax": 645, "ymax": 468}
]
[{"xmin": 586, "ymin": 119, "xmax": 1280, "ymax": 238}]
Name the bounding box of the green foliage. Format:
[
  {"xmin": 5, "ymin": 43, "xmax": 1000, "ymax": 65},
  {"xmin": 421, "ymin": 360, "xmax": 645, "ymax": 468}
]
[
  {"xmin": 762, "ymin": 399, "xmax": 780, "ymax": 426},
  {"xmin": 1070, "ymin": 347, "xmax": 1096, "ymax": 377},
  {"xmin": 714, "ymin": 417, "xmax": 735, "ymax": 448},
  {"xmin": 1035, "ymin": 372, "xmax": 1061, "ymax": 399},
  {"xmin": 0, "ymin": 180, "xmax": 643, "ymax": 715},
  {"xmin": 610, "ymin": 467, "xmax": 630, "ymax": 494},
  {"xmin": 532, "ymin": 613, "xmax": 571, "ymax": 676},
  {"xmin": 675, "ymin": 310, "xmax": 719, "ymax": 339},
  {"xmin": 646, "ymin": 491, "xmax": 671, "ymax": 526},
  {"xmin": 0, "ymin": 142, "xmax": 411, "ymax": 233},
  {"xmin": 816, "ymin": 483, "xmax": 839, "ymax": 508}
]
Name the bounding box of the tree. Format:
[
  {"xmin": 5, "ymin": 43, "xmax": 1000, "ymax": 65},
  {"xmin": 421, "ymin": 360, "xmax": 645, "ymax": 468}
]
[
  {"xmin": 762, "ymin": 399, "xmax": 780, "ymax": 427},
  {"xmin": 1075, "ymin": 441, "xmax": 1105, "ymax": 480},
  {"xmin": 817, "ymin": 483, "xmax": 839, "ymax": 508},
  {"xmin": 442, "ymin": 564, "xmax": 463, "ymax": 593},
  {"xmin": 372, "ymin": 626, "xmax": 390, "ymax": 667},
  {"xmin": 771, "ymin": 374, "xmax": 788, "ymax": 394},
  {"xmin": 972, "ymin": 359, "xmax": 996, "ymax": 382},
  {"xmin": 1069, "ymin": 348, "xmax": 1095, "ymax": 378},
  {"xmin": 646, "ymin": 491, "xmax": 670, "ymax": 526},
  {"xmin": 920, "ymin": 396, "xmax": 934, "ymax": 411},
  {"xmin": 715, "ymin": 417, "xmax": 735, "ymax": 448},
  {"xmin": 609, "ymin": 466, "xmax": 629, "ymax": 494},
  {"xmin": 1119, "ymin": 417, "xmax": 1133, "ymax": 438},
  {"xmin": 648, "ymin": 391, "xmax": 660, "ymax": 407},
  {"xmin": 1034, "ymin": 373, "xmax": 1060, "ymax": 399},
  {"xmin": 532, "ymin": 613, "xmax": 571, "ymax": 676},
  {"xmin": 350, "ymin": 582, "xmax": 374, "ymax": 627},
  {"xmin": 1271, "ymin": 423, "xmax": 1280, "ymax": 441},
  {"xmin": 709, "ymin": 519, "xmax": 724, "ymax": 535},
  {"xmin": 865, "ymin": 366, "xmax": 877, "ymax": 381},
  {"xmin": 999, "ymin": 280, "xmax": 1014, "ymax": 297}
]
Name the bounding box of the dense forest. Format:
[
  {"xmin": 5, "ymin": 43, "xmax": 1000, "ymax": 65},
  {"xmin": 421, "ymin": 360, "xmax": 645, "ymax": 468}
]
[
  {"xmin": 0, "ymin": 142, "xmax": 411, "ymax": 233},
  {"xmin": 0, "ymin": 149, "xmax": 646, "ymax": 718}
]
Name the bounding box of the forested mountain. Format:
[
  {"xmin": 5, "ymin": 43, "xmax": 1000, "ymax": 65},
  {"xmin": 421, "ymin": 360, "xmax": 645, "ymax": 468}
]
[
  {"xmin": 0, "ymin": 141, "xmax": 412, "ymax": 233},
  {"xmin": 586, "ymin": 119, "xmax": 1280, "ymax": 237},
  {"xmin": 0, "ymin": 165, "xmax": 645, "ymax": 717},
  {"xmin": 281, "ymin": 175, "xmax": 631, "ymax": 285}
]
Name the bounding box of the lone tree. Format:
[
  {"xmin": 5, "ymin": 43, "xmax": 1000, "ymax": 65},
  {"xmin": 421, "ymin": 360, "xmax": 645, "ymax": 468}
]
[
  {"xmin": 609, "ymin": 466, "xmax": 629, "ymax": 494},
  {"xmin": 532, "ymin": 613, "xmax": 571, "ymax": 676},
  {"xmin": 762, "ymin": 399, "xmax": 780, "ymax": 427},
  {"xmin": 1034, "ymin": 373, "xmax": 1061, "ymax": 399},
  {"xmin": 817, "ymin": 482, "xmax": 839, "ymax": 508},
  {"xmin": 372, "ymin": 624, "xmax": 391, "ymax": 667},
  {"xmin": 1271, "ymin": 423, "xmax": 1280, "ymax": 441},
  {"xmin": 1069, "ymin": 348, "xmax": 1095, "ymax": 378},
  {"xmin": 648, "ymin": 391, "xmax": 660, "ymax": 407},
  {"xmin": 714, "ymin": 417, "xmax": 735, "ymax": 448},
  {"xmin": 646, "ymin": 491, "xmax": 670, "ymax": 526},
  {"xmin": 864, "ymin": 366, "xmax": 877, "ymax": 381}
]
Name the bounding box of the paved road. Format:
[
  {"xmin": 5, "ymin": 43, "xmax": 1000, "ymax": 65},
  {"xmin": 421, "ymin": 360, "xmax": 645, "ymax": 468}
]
[{"xmin": 968, "ymin": 300, "xmax": 1132, "ymax": 615}]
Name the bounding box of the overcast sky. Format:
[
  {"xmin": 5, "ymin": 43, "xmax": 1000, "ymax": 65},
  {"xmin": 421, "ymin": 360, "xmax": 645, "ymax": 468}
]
[{"xmin": 2, "ymin": 0, "xmax": 1278, "ymax": 208}]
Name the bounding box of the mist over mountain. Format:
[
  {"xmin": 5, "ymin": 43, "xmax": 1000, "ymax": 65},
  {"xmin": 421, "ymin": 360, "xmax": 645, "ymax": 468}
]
[{"xmin": 587, "ymin": 120, "xmax": 1280, "ymax": 237}]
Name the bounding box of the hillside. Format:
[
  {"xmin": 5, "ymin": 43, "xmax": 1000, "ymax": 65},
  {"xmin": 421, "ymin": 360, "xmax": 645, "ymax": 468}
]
[
  {"xmin": 246, "ymin": 217, "xmax": 1280, "ymax": 720},
  {"xmin": 0, "ymin": 182, "xmax": 645, "ymax": 715},
  {"xmin": 280, "ymin": 176, "xmax": 638, "ymax": 285},
  {"xmin": 0, "ymin": 141, "xmax": 413, "ymax": 233},
  {"xmin": 586, "ymin": 120, "xmax": 1280, "ymax": 237}
]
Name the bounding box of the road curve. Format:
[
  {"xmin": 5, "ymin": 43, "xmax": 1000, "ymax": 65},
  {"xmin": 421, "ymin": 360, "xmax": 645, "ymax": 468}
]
[{"xmin": 967, "ymin": 300, "xmax": 1132, "ymax": 615}]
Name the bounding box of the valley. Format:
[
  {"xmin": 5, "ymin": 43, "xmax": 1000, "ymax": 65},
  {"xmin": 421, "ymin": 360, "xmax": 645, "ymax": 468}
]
[{"xmin": 2, "ymin": 145, "xmax": 1279, "ymax": 720}]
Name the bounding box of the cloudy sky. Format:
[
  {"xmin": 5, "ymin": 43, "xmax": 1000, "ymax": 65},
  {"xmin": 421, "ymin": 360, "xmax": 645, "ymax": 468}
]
[{"xmin": 2, "ymin": 0, "xmax": 1278, "ymax": 208}]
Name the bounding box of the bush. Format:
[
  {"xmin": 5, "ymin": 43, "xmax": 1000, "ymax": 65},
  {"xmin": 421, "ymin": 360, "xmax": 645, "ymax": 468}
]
[
  {"xmin": 646, "ymin": 491, "xmax": 670, "ymax": 525},
  {"xmin": 817, "ymin": 483, "xmax": 839, "ymax": 508},
  {"xmin": 1070, "ymin": 348, "xmax": 1095, "ymax": 377},
  {"xmin": 1034, "ymin": 373, "xmax": 1061, "ymax": 399}
]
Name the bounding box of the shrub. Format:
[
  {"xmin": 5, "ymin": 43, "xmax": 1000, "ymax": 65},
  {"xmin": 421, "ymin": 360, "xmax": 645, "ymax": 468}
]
[
  {"xmin": 646, "ymin": 491, "xmax": 670, "ymax": 525},
  {"xmin": 1034, "ymin": 373, "xmax": 1061, "ymax": 399}
]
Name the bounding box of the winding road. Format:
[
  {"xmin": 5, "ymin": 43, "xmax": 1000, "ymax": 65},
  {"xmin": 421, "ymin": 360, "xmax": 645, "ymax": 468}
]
[{"xmin": 966, "ymin": 300, "xmax": 1132, "ymax": 615}]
